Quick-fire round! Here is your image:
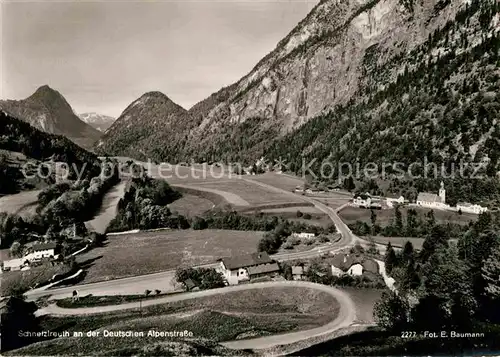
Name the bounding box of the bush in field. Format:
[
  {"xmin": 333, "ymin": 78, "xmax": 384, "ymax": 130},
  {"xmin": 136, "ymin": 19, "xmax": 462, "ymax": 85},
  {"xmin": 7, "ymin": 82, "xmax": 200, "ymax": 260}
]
[
  {"xmin": 192, "ymin": 216, "xmax": 208, "ymax": 230},
  {"xmin": 175, "ymin": 267, "xmax": 225, "ymax": 290}
]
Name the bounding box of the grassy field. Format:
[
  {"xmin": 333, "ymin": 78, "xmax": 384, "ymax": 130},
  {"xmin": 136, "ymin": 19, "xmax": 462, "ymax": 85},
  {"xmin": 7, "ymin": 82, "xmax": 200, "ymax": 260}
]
[
  {"xmin": 172, "ymin": 183, "xmax": 249, "ymax": 206},
  {"xmin": 314, "ymin": 196, "xmax": 352, "ymax": 210},
  {"xmin": 248, "ymin": 172, "xmax": 305, "ymax": 192},
  {"xmin": 360, "ymin": 236, "xmax": 429, "ymax": 250},
  {"xmin": 194, "ymin": 179, "xmax": 302, "ymax": 206},
  {"xmin": 56, "ymin": 291, "xmax": 185, "ymax": 308},
  {"xmin": 12, "ymin": 286, "xmax": 338, "ymax": 356},
  {"xmin": 0, "ymin": 190, "xmax": 41, "ymax": 217},
  {"xmin": 260, "ymin": 206, "xmax": 323, "ymax": 214},
  {"xmin": 342, "ymin": 287, "xmax": 383, "ymax": 324},
  {"xmin": 76, "ymin": 229, "xmax": 264, "ymax": 283},
  {"xmin": 339, "ymin": 205, "xmax": 477, "ymax": 226},
  {"xmin": 168, "ymin": 194, "xmax": 215, "ymax": 217},
  {"xmin": 1, "ymin": 263, "xmax": 72, "ymax": 296}
]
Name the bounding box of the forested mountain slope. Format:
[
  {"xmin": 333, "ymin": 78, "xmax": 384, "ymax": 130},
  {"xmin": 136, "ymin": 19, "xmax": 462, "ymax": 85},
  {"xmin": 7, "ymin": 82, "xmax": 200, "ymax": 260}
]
[
  {"xmin": 95, "ymin": 92, "xmax": 194, "ymax": 162},
  {"xmin": 0, "ymin": 111, "xmax": 100, "ymax": 194},
  {"xmin": 185, "ymin": 0, "xmax": 499, "ymax": 165}
]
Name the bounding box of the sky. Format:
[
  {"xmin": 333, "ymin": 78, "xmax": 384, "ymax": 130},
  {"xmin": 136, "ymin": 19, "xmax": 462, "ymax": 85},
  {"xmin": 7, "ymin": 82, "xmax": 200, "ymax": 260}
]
[{"xmin": 1, "ymin": 0, "xmax": 318, "ymax": 117}]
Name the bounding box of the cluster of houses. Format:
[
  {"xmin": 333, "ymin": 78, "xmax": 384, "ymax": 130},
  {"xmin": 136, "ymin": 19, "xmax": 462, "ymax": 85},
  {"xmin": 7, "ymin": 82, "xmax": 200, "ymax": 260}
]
[
  {"xmin": 352, "ymin": 193, "xmax": 404, "ymax": 209},
  {"xmin": 217, "ymin": 249, "xmax": 380, "ymax": 285},
  {"xmin": 351, "ymin": 182, "xmax": 488, "ymax": 215},
  {"xmin": 291, "ymin": 253, "xmax": 379, "ymax": 280},
  {"xmin": 1, "ymin": 242, "xmax": 58, "ymax": 272}
]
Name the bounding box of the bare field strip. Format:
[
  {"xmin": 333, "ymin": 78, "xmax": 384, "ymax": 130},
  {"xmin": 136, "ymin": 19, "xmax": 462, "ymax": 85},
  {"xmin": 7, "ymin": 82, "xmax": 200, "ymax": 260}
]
[
  {"xmin": 168, "ymin": 194, "xmax": 215, "ymax": 216},
  {"xmin": 172, "ymin": 184, "xmax": 249, "ymax": 206},
  {"xmin": 248, "ymin": 173, "xmax": 305, "ymax": 192},
  {"xmin": 0, "ymin": 190, "xmax": 41, "ymax": 216},
  {"xmin": 236, "ymin": 202, "xmax": 315, "ymax": 213},
  {"xmin": 173, "ymin": 185, "xmax": 231, "ymax": 208},
  {"xmin": 76, "ymin": 229, "xmax": 264, "ymax": 284},
  {"xmin": 193, "ymin": 179, "xmax": 303, "ymax": 206},
  {"xmin": 260, "ymin": 206, "xmax": 324, "ymax": 214}
]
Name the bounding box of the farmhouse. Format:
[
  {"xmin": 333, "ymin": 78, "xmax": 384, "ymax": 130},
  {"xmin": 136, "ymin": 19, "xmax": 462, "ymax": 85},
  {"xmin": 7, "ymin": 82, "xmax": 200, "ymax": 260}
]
[
  {"xmin": 219, "ymin": 252, "xmax": 280, "ymax": 285},
  {"xmin": 330, "ymin": 253, "xmax": 379, "ymax": 277},
  {"xmin": 456, "ymin": 202, "xmax": 488, "ymax": 215},
  {"xmin": 291, "ymin": 265, "xmax": 308, "ymax": 280},
  {"xmin": 353, "ymin": 193, "xmax": 372, "ymax": 208},
  {"xmin": 385, "ymin": 195, "xmax": 405, "ymax": 208},
  {"xmin": 292, "ymin": 232, "xmax": 315, "ymax": 240},
  {"xmin": 347, "ymin": 263, "xmax": 364, "ymax": 276},
  {"xmin": 31, "ymin": 242, "xmax": 58, "ymax": 260},
  {"xmin": 2, "ymin": 258, "xmax": 29, "ymax": 272}
]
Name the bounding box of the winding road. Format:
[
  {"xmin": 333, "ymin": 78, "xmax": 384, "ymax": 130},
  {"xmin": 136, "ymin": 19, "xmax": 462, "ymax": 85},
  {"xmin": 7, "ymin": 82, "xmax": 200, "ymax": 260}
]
[
  {"xmin": 36, "ymin": 281, "xmax": 356, "ymax": 351},
  {"xmin": 26, "ymin": 163, "xmax": 368, "ymax": 351}
]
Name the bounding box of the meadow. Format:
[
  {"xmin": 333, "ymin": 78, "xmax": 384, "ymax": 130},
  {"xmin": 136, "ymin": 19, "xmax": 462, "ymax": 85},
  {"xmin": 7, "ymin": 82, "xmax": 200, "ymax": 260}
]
[
  {"xmin": 168, "ymin": 193, "xmax": 215, "ymax": 217},
  {"xmin": 76, "ymin": 229, "xmax": 264, "ymax": 283},
  {"xmin": 247, "ymin": 172, "xmax": 305, "ymax": 192},
  {"xmin": 0, "ymin": 190, "xmax": 40, "ymax": 218},
  {"xmin": 193, "ymin": 179, "xmax": 303, "ymax": 206},
  {"xmin": 359, "ymin": 236, "xmax": 428, "ymax": 250},
  {"xmin": 1, "ymin": 263, "xmax": 72, "ymax": 296}
]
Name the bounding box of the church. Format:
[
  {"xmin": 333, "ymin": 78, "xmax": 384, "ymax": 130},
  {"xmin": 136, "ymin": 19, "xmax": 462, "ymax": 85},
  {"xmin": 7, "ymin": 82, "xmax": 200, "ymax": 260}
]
[{"xmin": 416, "ymin": 182, "xmax": 450, "ymax": 209}]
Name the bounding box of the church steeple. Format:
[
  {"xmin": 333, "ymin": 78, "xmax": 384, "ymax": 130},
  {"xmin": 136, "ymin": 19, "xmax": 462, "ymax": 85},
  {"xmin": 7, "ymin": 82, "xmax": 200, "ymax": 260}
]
[{"xmin": 439, "ymin": 181, "xmax": 446, "ymax": 203}]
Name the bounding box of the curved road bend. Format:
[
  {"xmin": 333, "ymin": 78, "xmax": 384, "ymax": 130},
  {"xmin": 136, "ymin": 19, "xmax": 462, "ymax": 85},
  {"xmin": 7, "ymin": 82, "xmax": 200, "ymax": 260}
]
[{"xmin": 37, "ymin": 281, "xmax": 356, "ymax": 350}]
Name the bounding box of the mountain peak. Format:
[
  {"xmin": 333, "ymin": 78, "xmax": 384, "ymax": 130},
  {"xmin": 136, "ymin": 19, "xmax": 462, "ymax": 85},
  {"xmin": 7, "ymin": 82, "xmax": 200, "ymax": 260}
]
[
  {"xmin": 0, "ymin": 85, "xmax": 102, "ymax": 149},
  {"xmin": 28, "ymin": 85, "xmax": 68, "ymax": 105},
  {"xmin": 32, "ymin": 84, "xmax": 58, "ymax": 96}
]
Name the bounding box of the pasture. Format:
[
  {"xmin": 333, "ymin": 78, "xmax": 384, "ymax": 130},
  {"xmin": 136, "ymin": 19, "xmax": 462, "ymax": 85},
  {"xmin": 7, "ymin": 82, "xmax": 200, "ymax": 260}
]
[
  {"xmin": 1, "ymin": 263, "xmax": 72, "ymax": 296},
  {"xmin": 0, "ymin": 190, "xmax": 40, "ymax": 218},
  {"xmin": 15, "ymin": 286, "xmax": 339, "ymax": 356},
  {"xmin": 172, "ymin": 183, "xmax": 249, "ymax": 206},
  {"xmin": 193, "ymin": 179, "xmax": 303, "ymax": 206},
  {"xmin": 360, "ymin": 236, "xmax": 427, "ymax": 250},
  {"xmin": 76, "ymin": 229, "xmax": 264, "ymax": 283},
  {"xmin": 248, "ymin": 172, "xmax": 305, "ymax": 192},
  {"xmin": 168, "ymin": 194, "xmax": 215, "ymax": 217}
]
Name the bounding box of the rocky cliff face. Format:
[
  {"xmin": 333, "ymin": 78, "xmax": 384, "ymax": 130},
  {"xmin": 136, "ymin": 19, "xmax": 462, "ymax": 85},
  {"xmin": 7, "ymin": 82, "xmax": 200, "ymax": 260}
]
[
  {"xmin": 0, "ymin": 85, "xmax": 102, "ymax": 150},
  {"xmin": 185, "ymin": 0, "xmax": 472, "ymax": 157}
]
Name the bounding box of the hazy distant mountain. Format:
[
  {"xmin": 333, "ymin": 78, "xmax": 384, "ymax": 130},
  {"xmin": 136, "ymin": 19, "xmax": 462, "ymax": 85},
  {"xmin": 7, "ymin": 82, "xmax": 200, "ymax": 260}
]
[
  {"xmin": 78, "ymin": 112, "xmax": 116, "ymax": 132},
  {"xmin": 95, "ymin": 92, "xmax": 195, "ymax": 162},
  {"xmin": 0, "ymin": 85, "xmax": 102, "ymax": 150}
]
